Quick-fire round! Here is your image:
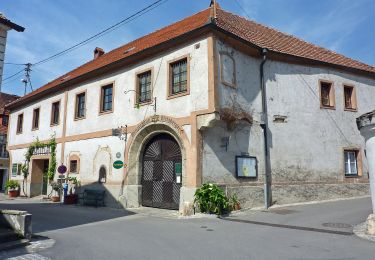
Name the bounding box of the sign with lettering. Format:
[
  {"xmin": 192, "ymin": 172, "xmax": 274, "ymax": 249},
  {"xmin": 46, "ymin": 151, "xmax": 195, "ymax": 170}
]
[{"xmin": 113, "ymin": 160, "xmax": 124, "ymax": 169}]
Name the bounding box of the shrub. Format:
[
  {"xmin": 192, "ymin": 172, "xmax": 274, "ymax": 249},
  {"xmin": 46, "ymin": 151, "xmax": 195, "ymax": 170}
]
[
  {"xmin": 5, "ymin": 180, "xmax": 20, "ymax": 190},
  {"xmin": 194, "ymin": 183, "xmax": 229, "ymax": 215}
]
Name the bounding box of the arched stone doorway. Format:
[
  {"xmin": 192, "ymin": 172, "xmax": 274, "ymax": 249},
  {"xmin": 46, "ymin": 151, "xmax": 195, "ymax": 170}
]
[
  {"xmin": 122, "ymin": 117, "xmax": 190, "ymax": 210},
  {"xmin": 141, "ymin": 133, "xmax": 182, "ymax": 209}
]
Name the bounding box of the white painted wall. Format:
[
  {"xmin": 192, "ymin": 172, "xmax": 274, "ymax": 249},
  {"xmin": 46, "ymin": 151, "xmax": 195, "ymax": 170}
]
[
  {"xmin": 8, "ymin": 38, "xmax": 209, "ymax": 188},
  {"xmin": 8, "ymin": 38, "xmax": 208, "ymax": 145},
  {"xmin": 0, "ymin": 24, "xmax": 9, "ymax": 90},
  {"xmin": 204, "ymin": 39, "xmax": 375, "ymax": 185}
]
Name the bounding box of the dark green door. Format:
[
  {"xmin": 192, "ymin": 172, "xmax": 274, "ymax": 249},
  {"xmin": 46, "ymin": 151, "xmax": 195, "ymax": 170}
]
[{"xmin": 42, "ymin": 160, "xmax": 49, "ymax": 195}]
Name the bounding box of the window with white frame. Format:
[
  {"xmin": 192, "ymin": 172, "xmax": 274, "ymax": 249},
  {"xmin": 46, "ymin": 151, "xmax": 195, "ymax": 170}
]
[{"xmin": 344, "ymin": 150, "xmax": 358, "ymax": 176}]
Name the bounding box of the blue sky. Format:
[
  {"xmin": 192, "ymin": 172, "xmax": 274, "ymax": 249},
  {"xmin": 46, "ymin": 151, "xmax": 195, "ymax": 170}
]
[{"xmin": 1, "ymin": 0, "xmax": 374, "ymax": 96}]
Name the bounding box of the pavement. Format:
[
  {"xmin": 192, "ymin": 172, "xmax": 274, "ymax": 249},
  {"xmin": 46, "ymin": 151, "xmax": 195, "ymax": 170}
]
[{"xmin": 0, "ymin": 195, "xmax": 374, "ymax": 260}]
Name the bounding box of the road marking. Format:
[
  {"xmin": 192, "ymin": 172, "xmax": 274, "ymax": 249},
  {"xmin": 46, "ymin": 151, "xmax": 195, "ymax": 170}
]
[
  {"xmin": 6, "ymin": 253, "xmax": 51, "ymax": 260},
  {"xmin": 221, "ymin": 217, "xmax": 354, "ymax": 236}
]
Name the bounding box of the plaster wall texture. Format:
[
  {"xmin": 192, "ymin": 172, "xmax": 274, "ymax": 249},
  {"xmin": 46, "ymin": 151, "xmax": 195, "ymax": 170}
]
[
  {"xmin": 265, "ymin": 60, "xmax": 375, "ymax": 182},
  {"xmin": 0, "ymin": 27, "xmax": 7, "ymax": 89},
  {"xmin": 202, "ymin": 39, "xmax": 374, "ymax": 206},
  {"xmin": 8, "ymin": 37, "xmax": 208, "ymax": 146},
  {"xmin": 8, "ymin": 91, "xmax": 65, "ymax": 146}
]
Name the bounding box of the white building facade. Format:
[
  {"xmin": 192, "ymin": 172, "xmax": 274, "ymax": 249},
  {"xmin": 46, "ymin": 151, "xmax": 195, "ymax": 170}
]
[{"xmin": 6, "ymin": 6, "xmax": 375, "ymax": 213}]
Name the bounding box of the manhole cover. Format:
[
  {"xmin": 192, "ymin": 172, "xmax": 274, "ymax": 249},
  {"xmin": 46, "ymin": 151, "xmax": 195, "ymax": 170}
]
[{"xmin": 322, "ymin": 223, "xmax": 352, "ymax": 228}]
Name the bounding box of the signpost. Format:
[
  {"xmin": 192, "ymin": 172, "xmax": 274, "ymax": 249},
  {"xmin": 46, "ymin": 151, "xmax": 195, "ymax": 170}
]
[{"xmin": 113, "ymin": 160, "xmax": 124, "ymax": 169}]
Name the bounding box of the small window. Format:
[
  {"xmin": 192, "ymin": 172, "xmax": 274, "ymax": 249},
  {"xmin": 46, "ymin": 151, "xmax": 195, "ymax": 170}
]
[
  {"xmin": 75, "ymin": 92, "xmax": 86, "ymax": 119},
  {"xmin": 100, "ymin": 84, "xmax": 113, "ymax": 113},
  {"xmin": 344, "ymin": 85, "xmax": 356, "ymax": 110},
  {"xmin": 170, "ymin": 58, "xmax": 188, "ymax": 95},
  {"xmin": 51, "ymin": 101, "xmax": 60, "ymax": 125},
  {"xmin": 32, "ymin": 108, "xmax": 40, "ymax": 130},
  {"xmin": 344, "ymin": 150, "xmax": 359, "ymax": 177},
  {"xmin": 16, "ymin": 114, "xmax": 23, "ymax": 134},
  {"xmin": 98, "ymin": 165, "xmax": 106, "ymax": 183},
  {"xmin": 2, "ymin": 115, "xmax": 8, "ymax": 126},
  {"xmin": 320, "ymin": 81, "xmax": 335, "ymax": 108},
  {"xmin": 137, "ymin": 71, "xmax": 152, "ymax": 103},
  {"xmin": 220, "ymin": 52, "xmax": 236, "ymax": 87},
  {"xmin": 70, "ymin": 160, "xmax": 78, "ymax": 173},
  {"xmin": 11, "ymin": 163, "xmax": 22, "ymax": 176}
]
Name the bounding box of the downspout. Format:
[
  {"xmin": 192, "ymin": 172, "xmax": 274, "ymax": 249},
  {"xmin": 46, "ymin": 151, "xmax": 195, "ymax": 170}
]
[{"xmin": 259, "ymin": 48, "xmax": 272, "ymax": 209}]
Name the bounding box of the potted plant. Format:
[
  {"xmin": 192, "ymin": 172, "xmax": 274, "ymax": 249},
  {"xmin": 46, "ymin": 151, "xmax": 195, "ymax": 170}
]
[
  {"xmin": 229, "ymin": 194, "xmax": 241, "ymax": 211},
  {"xmin": 194, "ymin": 183, "xmax": 229, "ymax": 215},
  {"xmin": 50, "ymin": 181, "xmax": 62, "ymax": 202},
  {"xmin": 64, "ymin": 177, "xmax": 80, "ymax": 204},
  {"xmin": 5, "ymin": 180, "xmax": 20, "ymax": 198}
]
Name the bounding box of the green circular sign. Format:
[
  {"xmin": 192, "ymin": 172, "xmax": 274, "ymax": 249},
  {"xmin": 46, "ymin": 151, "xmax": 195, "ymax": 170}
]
[{"xmin": 113, "ymin": 160, "xmax": 124, "ymax": 169}]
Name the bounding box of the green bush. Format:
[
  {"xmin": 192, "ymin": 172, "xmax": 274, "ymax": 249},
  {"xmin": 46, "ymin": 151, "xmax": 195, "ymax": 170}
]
[
  {"xmin": 5, "ymin": 180, "xmax": 20, "ymax": 190},
  {"xmin": 194, "ymin": 183, "xmax": 229, "ymax": 215}
]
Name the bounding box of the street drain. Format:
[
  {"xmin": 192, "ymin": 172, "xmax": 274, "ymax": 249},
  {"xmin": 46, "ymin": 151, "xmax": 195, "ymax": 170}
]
[{"xmin": 322, "ymin": 223, "xmax": 352, "ymax": 229}]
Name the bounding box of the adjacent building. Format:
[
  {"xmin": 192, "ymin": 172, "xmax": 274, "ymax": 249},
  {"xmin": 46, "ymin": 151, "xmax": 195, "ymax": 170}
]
[
  {"xmin": 6, "ymin": 4, "xmax": 375, "ymax": 213},
  {"xmin": 0, "ymin": 12, "xmax": 25, "ymax": 90},
  {"xmin": 0, "ymin": 92, "xmax": 19, "ymax": 190}
]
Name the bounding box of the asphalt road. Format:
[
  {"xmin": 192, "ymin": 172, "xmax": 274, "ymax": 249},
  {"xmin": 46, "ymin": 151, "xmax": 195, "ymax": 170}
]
[{"xmin": 1, "ymin": 197, "xmax": 375, "ymax": 260}]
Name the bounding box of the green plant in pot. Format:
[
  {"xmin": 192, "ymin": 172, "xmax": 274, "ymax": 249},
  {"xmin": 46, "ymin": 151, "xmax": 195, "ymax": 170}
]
[
  {"xmin": 5, "ymin": 180, "xmax": 20, "ymax": 198},
  {"xmin": 194, "ymin": 183, "xmax": 229, "ymax": 215},
  {"xmin": 50, "ymin": 181, "xmax": 62, "ymax": 202},
  {"xmin": 229, "ymin": 194, "xmax": 241, "ymax": 211}
]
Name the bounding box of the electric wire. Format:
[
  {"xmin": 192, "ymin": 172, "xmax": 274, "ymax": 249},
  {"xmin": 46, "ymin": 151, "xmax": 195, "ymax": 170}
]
[{"xmin": 32, "ymin": 0, "xmax": 168, "ymax": 67}]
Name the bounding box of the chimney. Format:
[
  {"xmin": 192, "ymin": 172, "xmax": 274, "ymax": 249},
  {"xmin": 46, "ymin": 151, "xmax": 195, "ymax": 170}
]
[{"xmin": 94, "ymin": 47, "xmax": 105, "ymax": 59}]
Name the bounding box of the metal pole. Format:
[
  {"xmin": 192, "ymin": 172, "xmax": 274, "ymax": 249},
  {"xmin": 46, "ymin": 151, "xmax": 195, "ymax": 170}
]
[{"xmin": 259, "ymin": 48, "xmax": 271, "ymax": 209}]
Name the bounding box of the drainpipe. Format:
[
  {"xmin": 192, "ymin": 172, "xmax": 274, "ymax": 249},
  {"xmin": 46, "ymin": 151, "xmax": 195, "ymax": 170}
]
[{"xmin": 259, "ymin": 48, "xmax": 272, "ymax": 209}]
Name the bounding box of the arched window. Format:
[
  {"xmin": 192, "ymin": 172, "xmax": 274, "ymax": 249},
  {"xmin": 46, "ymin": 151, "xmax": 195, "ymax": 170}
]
[
  {"xmin": 99, "ymin": 165, "xmax": 107, "ymax": 183},
  {"xmin": 220, "ymin": 52, "xmax": 236, "ymax": 88}
]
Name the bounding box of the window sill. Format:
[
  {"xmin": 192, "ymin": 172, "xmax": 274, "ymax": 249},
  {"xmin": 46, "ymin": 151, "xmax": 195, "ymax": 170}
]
[
  {"xmin": 167, "ymin": 91, "xmax": 189, "ymax": 100},
  {"xmin": 31, "ymin": 128, "xmax": 39, "ymax": 131},
  {"xmin": 50, "ymin": 123, "xmax": 60, "ymax": 127},
  {"xmin": 99, "ymin": 110, "xmax": 113, "ymax": 116},
  {"xmin": 16, "ymin": 132, "xmax": 22, "ymax": 135},
  {"xmin": 135, "ymin": 100, "xmax": 152, "ymax": 107},
  {"xmin": 344, "ymin": 175, "xmax": 360, "ymax": 178},
  {"xmin": 74, "ymin": 116, "xmax": 86, "ymax": 121},
  {"xmin": 320, "ymin": 105, "xmax": 336, "ymax": 110},
  {"xmin": 344, "ymin": 108, "xmax": 358, "ymax": 112}
]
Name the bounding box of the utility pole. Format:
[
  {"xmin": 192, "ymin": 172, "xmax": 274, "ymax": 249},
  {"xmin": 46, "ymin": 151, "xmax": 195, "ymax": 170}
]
[{"xmin": 22, "ymin": 63, "xmax": 33, "ymax": 95}]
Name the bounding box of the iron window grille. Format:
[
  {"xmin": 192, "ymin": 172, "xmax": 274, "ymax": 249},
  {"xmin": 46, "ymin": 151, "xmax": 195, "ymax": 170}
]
[
  {"xmin": 320, "ymin": 82, "xmax": 332, "ymax": 107},
  {"xmin": 70, "ymin": 160, "xmax": 78, "ymax": 173},
  {"xmin": 344, "ymin": 86, "xmax": 355, "ymax": 109},
  {"xmin": 16, "ymin": 114, "xmax": 23, "ymax": 133},
  {"xmin": 101, "ymin": 84, "xmax": 113, "ymax": 112},
  {"xmin": 51, "ymin": 101, "xmax": 60, "ymax": 125},
  {"xmin": 170, "ymin": 58, "xmax": 187, "ymax": 95},
  {"xmin": 76, "ymin": 93, "xmax": 86, "ymax": 118},
  {"xmin": 344, "ymin": 150, "xmax": 358, "ymax": 176},
  {"xmin": 137, "ymin": 71, "xmax": 152, "ymax": 103},
  {"xmin": 32, "ymin": 108, "xmax": 40, "ymax": 129}
]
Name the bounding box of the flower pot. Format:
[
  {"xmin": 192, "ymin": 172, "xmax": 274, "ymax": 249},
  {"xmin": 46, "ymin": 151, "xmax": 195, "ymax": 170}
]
[
  {"xmin": 8, "ymin": 189, "xmax": 19, "ymax": 198},
  {"xmin": 51, "ymin": 195, "xmax": 60, "ymax": 202},
  {"xmin": 64, "ymin": 194, "xmax": 78, "ymax": 205}
]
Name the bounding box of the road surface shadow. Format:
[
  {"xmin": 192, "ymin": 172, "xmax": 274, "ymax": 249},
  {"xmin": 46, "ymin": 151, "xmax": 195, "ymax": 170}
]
[{"xmin": 0, "ymin": 202, "xmax": 135, "ymax": 233}]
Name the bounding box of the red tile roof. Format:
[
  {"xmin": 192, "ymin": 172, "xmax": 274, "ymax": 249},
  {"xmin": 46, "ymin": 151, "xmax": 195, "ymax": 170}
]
[{"xmin": 7, "ymin": 5, "xmax": 375, "ymax": 109}]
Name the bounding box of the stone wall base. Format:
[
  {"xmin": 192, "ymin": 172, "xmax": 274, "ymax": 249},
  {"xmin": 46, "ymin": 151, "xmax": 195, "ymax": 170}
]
[
  {"xmin": 119, "ymin": 185, "xmax": 142, "ymax": 208},
  {"xmin": 225, "ymin": 183, "xmax": 370, "ymax": 209}
]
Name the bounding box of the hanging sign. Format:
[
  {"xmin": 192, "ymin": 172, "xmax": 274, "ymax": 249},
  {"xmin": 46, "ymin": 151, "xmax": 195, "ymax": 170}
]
[
  {"xmin": 58, "ymin": 164, "xmax": 67, "ymax": 174},
  {"xmin": 175, "ymin": 163, "xmax": 182, "ymax": 184},
  {"xmin": 113, "ymin": 160, "xmax": 124, "ymax": 169}
]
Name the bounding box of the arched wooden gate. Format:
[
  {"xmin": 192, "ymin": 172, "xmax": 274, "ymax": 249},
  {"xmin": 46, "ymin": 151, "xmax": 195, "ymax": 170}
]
[{"xmin": 141, "ymin": 134, "xmax": 182, "ymax": 209}]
